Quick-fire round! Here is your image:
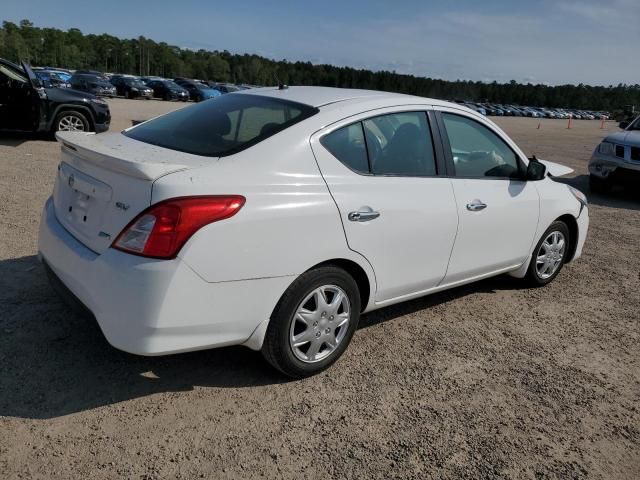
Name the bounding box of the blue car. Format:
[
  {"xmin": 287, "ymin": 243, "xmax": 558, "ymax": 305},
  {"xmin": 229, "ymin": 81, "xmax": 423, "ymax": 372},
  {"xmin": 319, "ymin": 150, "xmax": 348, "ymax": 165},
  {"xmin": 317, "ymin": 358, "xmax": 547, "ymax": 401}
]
[
  {"xmin": 174, "ymin": 78, "xmax": 222, "ymax": 102},
  {"xmin": 34, "ymin": 69, "xmax": 71, "ymax": 88}
]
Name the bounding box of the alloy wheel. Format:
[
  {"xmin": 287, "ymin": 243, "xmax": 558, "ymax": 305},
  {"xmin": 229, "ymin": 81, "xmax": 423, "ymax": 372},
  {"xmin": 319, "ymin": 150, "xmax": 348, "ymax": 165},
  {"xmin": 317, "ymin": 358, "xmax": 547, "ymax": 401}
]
[
  {"xmin": 289, "ymin": 285, "xmax": 351, "ymax": 363},
  {"xmin": 536, "ymin": 231, "xmax": 566, "ymax": 279},
  {"xmin": 58, "ymin": 115, "xmax": 86, "ymax": 132}
]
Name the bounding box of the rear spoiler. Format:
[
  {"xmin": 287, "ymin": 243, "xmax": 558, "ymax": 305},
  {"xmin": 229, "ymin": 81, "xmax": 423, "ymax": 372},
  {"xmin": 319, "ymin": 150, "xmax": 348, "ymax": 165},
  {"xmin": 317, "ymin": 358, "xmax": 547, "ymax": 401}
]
[{"xmin": 55, "ymin": 131, "xmax": 208, "ymax": 181}]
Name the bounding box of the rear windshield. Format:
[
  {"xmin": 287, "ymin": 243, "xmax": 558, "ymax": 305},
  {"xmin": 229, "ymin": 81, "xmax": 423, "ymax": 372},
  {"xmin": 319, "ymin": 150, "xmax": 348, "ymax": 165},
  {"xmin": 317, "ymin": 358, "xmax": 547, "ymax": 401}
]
[{"xmin": 123, "ymin": 94, "xmax": 318, "ymax": 157}]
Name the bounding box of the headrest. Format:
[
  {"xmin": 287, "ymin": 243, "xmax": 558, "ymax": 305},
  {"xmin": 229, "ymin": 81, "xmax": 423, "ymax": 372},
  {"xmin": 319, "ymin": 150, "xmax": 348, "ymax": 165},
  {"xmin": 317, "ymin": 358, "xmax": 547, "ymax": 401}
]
[{"xmin": 211, "ymin": 110, "xmax": 231, "ymax": 136}]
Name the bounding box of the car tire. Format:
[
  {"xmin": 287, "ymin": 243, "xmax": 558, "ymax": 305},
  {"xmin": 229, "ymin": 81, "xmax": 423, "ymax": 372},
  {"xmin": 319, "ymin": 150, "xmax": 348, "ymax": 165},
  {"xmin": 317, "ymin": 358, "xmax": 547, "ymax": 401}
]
[
  {"xmin": 526, "ymin": 221, "xmax": 570, "ymax": 287},
  {"xmin": 589, "ymin": 174, "xmax": 612, "ymax": 194},
  {"xmin": 262, "ymin": 266, "xmax": 361, "ymax": 378},
  {"xmin": 53, "ymin": 111, "xmax": 91, "ymax": 133}
]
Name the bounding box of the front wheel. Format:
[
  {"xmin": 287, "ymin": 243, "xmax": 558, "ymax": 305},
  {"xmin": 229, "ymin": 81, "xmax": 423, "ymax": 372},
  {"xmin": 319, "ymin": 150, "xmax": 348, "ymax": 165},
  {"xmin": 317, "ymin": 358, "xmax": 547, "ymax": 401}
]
[
  {"xmin": 262, "ymin": 266, "xmax": 361, "ymax": 378},
  {"xmin": 526, "ymin": 221, "xmax": 570, "ymax": 286},
  {"xmin": 54, "ymin": 111, "xmax": 90, "ymax": 133}
]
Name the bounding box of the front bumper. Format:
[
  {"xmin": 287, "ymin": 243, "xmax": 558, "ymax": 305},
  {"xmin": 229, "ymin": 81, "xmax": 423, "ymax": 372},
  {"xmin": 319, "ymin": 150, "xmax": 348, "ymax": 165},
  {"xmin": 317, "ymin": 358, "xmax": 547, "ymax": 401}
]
[
  {"xmin": 93, "ymin": 106, "xmax": 110, "ymax": 132},
  {"xmin": 572, "ymin": 206, "xmax": 589, "ymax": 262},
  {"xmin": 95, "ymin": 121, "xmax": 110, "ymax": 133},
  {"xmin": 38, "ymin": 198, "xmax": 292, "ymax": 355},
  {"xmin": 589, "ymin": 151, "xmax": 640, "ymax": 179}
]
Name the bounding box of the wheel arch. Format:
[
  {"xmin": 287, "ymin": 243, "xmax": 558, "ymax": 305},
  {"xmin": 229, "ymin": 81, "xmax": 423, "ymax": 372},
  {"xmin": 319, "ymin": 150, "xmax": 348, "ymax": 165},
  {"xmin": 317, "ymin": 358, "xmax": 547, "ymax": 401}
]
[
  {"xmin": 49, "ymin": 104, "xmax": 96, "ymax": 132},
  {"xmin": 555, "ymin": 213, "xmax": 579, "ymax": 262},
  {"xmin": 242, "ymin": 256, "xmax": 375, "ymax": 352},
  {"xmin": 309, "ymin": 258, "xmax": 372, "ymax": 312}
]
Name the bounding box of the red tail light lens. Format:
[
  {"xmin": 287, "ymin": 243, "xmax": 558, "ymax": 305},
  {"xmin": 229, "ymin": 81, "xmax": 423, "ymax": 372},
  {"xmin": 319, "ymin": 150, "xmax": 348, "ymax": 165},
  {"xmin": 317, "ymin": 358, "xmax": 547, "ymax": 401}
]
[{"xmin": 113, "ymin": 195, "xmax": 245, "ymax": 259}]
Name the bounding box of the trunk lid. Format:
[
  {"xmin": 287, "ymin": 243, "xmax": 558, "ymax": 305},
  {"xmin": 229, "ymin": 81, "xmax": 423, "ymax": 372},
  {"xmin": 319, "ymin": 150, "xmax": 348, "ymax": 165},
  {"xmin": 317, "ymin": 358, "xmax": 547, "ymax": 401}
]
[{"xmin": 52, "ymin": 131, "xmax": 211, "ymax": 254}]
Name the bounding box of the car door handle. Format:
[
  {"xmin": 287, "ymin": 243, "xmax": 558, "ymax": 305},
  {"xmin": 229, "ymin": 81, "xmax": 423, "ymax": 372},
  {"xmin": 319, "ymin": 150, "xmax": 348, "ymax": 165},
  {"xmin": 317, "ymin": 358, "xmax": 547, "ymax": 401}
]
[
  {"xmin": 466, "ymin": 200, "xmax": 487, "ymax": 211},
  {"xmin": 348, "ymin": 207, "xmax": 380, "ymax": 222}
]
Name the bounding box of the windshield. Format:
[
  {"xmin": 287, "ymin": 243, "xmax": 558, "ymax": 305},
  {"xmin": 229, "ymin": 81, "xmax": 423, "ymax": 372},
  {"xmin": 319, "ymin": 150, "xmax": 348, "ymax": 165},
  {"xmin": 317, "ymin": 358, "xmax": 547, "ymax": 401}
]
[
  {"xmin": 123, "ymin": 94, "xmax": 318, "ymax": 157},
  {"xmin": 628, "ymin": 117, "xmax": 640, "ymax": 131},
  {"xmin": 125, "ymin": 78, "xmax": 147, "ymax": 88},
  {"xmin": 165, "ymin": 81, "xmax": 182, "ymax": 89}
]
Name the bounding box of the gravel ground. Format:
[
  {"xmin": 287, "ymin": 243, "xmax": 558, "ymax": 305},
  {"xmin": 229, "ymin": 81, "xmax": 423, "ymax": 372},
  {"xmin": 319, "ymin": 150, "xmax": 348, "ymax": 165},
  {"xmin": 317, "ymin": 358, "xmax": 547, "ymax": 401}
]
[{"xmin": 0, "ymin": 99, "xmax": 639, "ymax": 479}]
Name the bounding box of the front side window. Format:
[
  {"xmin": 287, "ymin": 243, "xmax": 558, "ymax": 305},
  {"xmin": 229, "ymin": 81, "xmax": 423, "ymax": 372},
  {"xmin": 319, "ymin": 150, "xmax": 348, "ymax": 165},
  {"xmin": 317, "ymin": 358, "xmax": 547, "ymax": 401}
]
[
  {"xmin": 124, "ymin": 94, "xmax": 318, "ymax": 157},
  {"xmin": 442, "ymin": 113, "xmax": 521, "ymax": 178}
]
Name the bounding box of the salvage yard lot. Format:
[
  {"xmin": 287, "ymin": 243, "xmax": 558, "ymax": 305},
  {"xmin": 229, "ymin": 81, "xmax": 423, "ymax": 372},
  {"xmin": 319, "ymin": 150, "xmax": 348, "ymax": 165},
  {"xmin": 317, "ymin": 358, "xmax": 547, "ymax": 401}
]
[{"xmin": 1, "ymin": 98, "xmax": 639, "ymax": 479}]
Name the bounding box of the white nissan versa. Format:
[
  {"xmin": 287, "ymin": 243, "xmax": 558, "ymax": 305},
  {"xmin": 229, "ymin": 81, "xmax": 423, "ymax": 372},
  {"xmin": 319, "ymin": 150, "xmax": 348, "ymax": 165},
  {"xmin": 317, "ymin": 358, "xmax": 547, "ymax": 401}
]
[{"xmin": 38, "ymin": 87, "xmax": 589, "ymax": 377}]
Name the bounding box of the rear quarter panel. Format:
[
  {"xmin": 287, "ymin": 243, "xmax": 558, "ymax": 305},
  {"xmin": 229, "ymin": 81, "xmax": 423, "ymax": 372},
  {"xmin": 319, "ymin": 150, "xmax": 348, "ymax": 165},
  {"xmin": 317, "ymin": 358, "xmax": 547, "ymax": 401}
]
[{"xmin": 151, "ymin": 119, "xmax": 376, "ymax": 292}]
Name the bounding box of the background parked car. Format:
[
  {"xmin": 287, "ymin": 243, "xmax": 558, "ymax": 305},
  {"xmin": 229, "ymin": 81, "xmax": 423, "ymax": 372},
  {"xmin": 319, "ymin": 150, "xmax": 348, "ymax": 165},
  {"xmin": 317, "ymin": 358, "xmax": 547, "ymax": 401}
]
[
  {"xmin": 145, "ymin": 79, "xmax": 189, "ymax": 101},
  {"xmin": 34, "ymin": 69, "xmax": 71, "ymax": 88},
  {"xmin": 173, "ymin": 78, "xmax": 221, "ymax": 101},
  {"xmin": 589, "ymin": 115, "xmax": 640, "ymax": 192},
  {"xmin": 0, "ymin": 59, "xmax": 110, "ymax": 133},
  {"xmin": 209, "ymin": 82, "xmax": 241, "ymax": 94},
  {"xmin": 69, "ymin": 73, "xmax": 117, "ymax": 97},
  {"xmin": 36, "ymin": 67, "xmax": 72, "ymax": 82},
  {"xmin": 110, "ymin": 75, "xmax": 153, "ymax": 99}
]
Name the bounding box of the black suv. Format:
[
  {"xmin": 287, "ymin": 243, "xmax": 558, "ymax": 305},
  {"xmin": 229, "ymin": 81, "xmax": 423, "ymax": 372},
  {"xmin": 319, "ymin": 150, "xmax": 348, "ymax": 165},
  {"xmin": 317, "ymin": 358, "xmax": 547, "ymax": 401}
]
[
  {"xmin": 110, "ymin": 75, "xmax": 153, "ymax": 99},
  {"xmin": 69, "ymin": 73, "xmax": 117, "ymax": 97},
  {"xmin": 0, "ymin": 59, "xmax": 110, "ymax": 133},
  {"xmin": 145, "ymin": 79, "xmax": 189, "ymax": 101}
]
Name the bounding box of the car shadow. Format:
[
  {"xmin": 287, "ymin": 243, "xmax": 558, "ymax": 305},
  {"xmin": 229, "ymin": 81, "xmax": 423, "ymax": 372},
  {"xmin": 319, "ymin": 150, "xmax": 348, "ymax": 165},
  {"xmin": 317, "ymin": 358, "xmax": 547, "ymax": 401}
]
[
  {"xmin": 554, "ymin": 174, "xmax": 640, "ymax": 211},
  {"xmin": 0, "ymin": 255, "xmax": 527, "ymax": 419},
  {"xmin": 0, "ymin": 131, "xmax": 51, "ymax": 146}
]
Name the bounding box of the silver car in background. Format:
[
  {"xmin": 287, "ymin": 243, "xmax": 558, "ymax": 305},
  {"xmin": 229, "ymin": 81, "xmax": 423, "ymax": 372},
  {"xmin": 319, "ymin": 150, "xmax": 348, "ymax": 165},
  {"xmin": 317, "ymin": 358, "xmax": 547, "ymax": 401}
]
[{"xmin": 589, "ymin": 115, "xmax": 640, "ymax": 192}]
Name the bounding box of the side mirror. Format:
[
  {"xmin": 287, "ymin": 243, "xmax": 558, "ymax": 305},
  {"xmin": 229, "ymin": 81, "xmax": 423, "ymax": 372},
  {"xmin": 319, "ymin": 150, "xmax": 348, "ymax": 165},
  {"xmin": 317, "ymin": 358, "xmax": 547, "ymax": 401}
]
[
  {"xmin": 526, "ymin": 159, "xmax": 546, "ymax": 181},
  {"xmin": 619, "ymin": 121, "xmax": 629, "ymax": 129}
]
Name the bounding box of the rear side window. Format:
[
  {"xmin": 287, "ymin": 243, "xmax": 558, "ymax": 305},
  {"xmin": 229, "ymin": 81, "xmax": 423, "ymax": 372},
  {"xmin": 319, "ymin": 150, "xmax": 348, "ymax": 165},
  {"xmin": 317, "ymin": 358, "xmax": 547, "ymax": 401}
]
[
  {"xmin": 320, "ymin": 123, "xmax": 369, "ymax": 174},
  {"xmin": 363, "ymin": 112, "xmax": 436, "ymax": 176},
  {"xmin": 123, "ymin": 94, "xmax": 318, "ymax": 157},
  {"xmin": 321, "ymin": 111, "xmax": 437, "ymax": 177}
]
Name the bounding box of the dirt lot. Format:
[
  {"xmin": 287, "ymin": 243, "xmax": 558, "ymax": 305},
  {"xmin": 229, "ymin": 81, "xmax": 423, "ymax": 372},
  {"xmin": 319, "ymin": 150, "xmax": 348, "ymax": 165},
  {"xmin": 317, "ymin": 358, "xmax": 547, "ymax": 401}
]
[{"xmin": 1, "ymin": 98, "xmax": 639, "ymax": 479}]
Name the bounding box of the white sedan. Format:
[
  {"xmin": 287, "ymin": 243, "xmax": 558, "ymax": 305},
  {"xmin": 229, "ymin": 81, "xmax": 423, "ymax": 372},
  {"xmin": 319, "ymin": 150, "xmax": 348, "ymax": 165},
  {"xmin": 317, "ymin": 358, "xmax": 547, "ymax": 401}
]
[{"xmin": 38, "ymin": 87, "xmax": 589, "ymax": 377}]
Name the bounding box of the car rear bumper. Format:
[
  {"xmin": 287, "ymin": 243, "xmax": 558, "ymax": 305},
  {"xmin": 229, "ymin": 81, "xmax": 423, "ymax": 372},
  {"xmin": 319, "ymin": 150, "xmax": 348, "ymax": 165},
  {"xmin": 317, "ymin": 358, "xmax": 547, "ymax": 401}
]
[{"xmin": 38, "ymin": 197, "xmax": 292, "ymax": 355}]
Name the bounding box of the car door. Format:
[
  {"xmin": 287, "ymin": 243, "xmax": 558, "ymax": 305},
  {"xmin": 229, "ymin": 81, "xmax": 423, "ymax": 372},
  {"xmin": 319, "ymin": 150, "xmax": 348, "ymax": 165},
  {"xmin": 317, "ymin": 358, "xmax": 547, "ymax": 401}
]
[
  {"xmin": 21, "ymin": 62, "xmax": 46, "ymax": 131},
  {"xmin": 0, "ymin": 61, "xmax": 41, "ymax": 131},
  {"xmin": 311, "ymin": 108, "xmax": 459, "ymax": 303},
  {"xmin": 435, "ymin": 108, "xmax": 540, "ymax": 284},
  {"xmin": 0, "ymin": 66, "xmax": 11, "ymax": 129}
]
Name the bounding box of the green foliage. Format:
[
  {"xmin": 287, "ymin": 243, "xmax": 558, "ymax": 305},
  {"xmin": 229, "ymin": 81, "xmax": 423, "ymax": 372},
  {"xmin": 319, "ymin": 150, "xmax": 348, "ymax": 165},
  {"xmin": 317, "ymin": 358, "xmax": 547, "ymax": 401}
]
[{"xmin": 2, "ymin": 19, "xmax": 638, "ymax": 111}]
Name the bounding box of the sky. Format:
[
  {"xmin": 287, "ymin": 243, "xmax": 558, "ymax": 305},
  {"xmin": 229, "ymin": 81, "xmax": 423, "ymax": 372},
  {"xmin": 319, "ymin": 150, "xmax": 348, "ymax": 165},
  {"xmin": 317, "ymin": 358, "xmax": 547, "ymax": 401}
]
[{"xmin": 3, "ymin": 0, "xmax": 639, "ymax": 86}]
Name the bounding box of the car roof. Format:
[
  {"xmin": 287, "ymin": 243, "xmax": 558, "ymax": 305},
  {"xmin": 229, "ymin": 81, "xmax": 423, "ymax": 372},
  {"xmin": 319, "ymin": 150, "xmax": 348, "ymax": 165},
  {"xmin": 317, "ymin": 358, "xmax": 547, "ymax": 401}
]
[{"xmin": 235, "ymin": 86, "xmax": 447, "ymax": 108}]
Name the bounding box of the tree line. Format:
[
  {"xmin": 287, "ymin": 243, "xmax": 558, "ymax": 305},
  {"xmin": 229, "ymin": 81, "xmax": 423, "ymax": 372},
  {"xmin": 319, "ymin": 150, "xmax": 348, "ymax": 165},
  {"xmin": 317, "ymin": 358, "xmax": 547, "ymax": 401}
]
[{"xmin": 2, "ymin": 19, "xmax": 639, "ymax": 112}]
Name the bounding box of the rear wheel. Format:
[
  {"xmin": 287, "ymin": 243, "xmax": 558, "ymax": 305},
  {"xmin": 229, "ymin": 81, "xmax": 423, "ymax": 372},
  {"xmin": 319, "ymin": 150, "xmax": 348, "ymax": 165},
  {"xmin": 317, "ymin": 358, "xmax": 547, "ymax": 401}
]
[
  {"xmin": 54, "ymin": 111, "xmax": 90, "ymax": 133},
  {"xmin": 526, "ymin": 221, "xmax": 570, "ymax": 286},
  {"xmin": 262, "ymin": 266, "xmax": 361, "ymax": 378}
]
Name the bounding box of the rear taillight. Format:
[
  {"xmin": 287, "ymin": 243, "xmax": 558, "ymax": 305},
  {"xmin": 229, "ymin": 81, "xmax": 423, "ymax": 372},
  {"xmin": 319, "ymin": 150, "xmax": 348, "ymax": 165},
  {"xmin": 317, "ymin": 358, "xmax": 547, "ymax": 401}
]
[{"xmin": 113, "ymin": 196, "xmax": 245, "ymax": 259}]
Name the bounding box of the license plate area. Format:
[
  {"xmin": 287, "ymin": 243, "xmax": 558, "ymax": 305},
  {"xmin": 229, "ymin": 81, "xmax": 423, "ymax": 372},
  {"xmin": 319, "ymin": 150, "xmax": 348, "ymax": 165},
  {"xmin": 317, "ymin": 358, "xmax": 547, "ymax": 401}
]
[{"xmin": 53, "ymin": 162, "xmax": 113, "ymax": 242}]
